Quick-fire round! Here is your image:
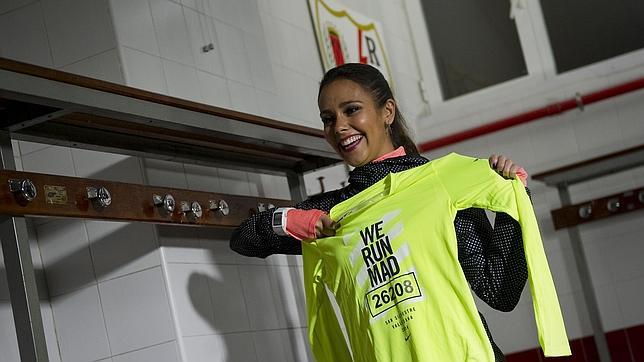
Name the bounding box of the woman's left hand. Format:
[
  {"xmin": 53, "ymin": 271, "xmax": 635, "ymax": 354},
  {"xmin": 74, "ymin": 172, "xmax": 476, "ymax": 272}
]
[{"xmin": 488, "ymin": 154, "xmax": 528, "ymax": 186}]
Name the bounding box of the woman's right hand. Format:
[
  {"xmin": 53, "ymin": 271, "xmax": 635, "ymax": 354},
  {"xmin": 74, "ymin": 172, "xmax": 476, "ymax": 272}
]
[{"xmin": 313, "ymin": 213, "xmax": 337, "ymax": 239}]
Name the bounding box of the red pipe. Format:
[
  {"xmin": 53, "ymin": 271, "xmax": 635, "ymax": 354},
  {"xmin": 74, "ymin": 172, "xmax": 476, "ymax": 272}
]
[{"xmin": 418, "ymin": 77, "xmax": 644, "ymax": 152}]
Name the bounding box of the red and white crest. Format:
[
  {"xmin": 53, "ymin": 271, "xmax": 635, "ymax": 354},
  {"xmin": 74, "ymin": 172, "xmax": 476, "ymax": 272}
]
[{"xmin": 309, "ymin": 0, "xmax": 394, "ymax": 88}]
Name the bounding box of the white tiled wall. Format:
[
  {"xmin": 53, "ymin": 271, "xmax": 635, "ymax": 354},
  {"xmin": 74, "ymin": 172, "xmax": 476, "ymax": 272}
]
[
  {"xmin": 41, "ymin": 0, "xmax": 117, "ymax": 68},
  {"xmin": 1, "ymin": 0, "xmax": 643, "ymax": 360}
]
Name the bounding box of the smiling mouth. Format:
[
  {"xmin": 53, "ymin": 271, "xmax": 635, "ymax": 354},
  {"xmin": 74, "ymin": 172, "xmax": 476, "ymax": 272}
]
[{"xmin": 339, "ymin": 135, "xmax": 363, "ymax": 152}]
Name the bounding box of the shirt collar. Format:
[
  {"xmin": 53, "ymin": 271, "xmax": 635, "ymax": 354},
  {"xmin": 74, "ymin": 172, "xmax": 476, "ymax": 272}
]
[{"xmin": 372, "ymin": 146, "xmax": 406, "ymax": 162}]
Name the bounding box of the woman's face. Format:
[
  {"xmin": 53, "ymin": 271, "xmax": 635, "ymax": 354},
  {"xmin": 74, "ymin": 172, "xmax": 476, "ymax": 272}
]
[{"xmin": 318, "ymin": 79, "xmax": 395, "ymax": 167}]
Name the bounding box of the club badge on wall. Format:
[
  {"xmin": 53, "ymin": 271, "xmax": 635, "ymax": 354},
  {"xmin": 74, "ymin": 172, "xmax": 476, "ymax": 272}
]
[{"xmin": 308, "ymin": 0, "xmax": 394, "ymax": 88}]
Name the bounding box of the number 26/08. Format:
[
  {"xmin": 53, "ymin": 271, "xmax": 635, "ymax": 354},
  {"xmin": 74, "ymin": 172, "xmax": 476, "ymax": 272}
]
[{"xmin": 371, "ymin": 280, "xmax": 415, "ymax": 308}]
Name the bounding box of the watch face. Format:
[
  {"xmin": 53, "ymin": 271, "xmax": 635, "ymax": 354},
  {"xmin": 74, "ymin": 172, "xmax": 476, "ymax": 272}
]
[{"xmin": 272, "ymin": 212, "xmax": 282, "ymax": 225}]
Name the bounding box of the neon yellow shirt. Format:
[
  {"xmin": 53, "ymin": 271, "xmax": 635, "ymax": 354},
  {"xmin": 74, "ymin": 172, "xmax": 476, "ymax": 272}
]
[{"xmin": 302, "ymin": 153, "xmax": 570, "ymax": 361}]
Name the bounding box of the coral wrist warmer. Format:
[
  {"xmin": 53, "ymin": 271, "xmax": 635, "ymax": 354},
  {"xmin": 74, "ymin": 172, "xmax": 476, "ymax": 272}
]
[{"xmin": 285, "ymin": 208, "xmax": 326, "ymax": 240}]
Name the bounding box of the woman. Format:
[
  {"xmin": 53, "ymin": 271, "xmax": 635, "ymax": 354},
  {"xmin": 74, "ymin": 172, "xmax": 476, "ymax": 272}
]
[{"xmin": 230, "ymin": 63, "xmax": 528, "ymax": 360}]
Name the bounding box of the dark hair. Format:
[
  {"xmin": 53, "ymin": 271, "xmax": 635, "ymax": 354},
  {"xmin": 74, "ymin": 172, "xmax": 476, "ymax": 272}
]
[{"xmin": 318, "ymin": 63, "xmax": 419, "ymax": 156}]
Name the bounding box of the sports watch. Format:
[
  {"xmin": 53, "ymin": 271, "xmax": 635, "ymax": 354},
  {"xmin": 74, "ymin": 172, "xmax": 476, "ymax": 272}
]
[{"xmin": 271, "ymin": 207, "xmax": 294, "ymax": 236}]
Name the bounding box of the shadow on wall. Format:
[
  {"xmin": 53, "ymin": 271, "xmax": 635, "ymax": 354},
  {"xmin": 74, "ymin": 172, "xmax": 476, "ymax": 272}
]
[{"xmin": 182, "ymin": 226, "xmax": 313, "ymax": 361}]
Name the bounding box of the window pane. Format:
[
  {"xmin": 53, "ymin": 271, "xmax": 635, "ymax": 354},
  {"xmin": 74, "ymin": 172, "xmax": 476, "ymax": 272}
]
[
  {"xmin": 420, "ymin": 0, "xmax": 528, "ymax": 100},
  {"xmin": 540, "ymin": 0, "xmax": 644, "ymax": 73}
]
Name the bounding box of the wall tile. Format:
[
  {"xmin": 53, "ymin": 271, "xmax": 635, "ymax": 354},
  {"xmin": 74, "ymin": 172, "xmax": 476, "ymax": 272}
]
[
  {"xmin": 252, "ymin": 330, "xmax": 289, "ymax": 362},
  {"xmin": 258, "ymin": 11, "xmax": 283, "ymax": 65},
  {"xmin": 0, "ymin": 251, "xmax": 8, "ymax": 301},
  {"xmin": 17, "ymin": 140, "xmax": 49, "ymax": 156},
  {"xmin": 379, "ymin": 0, "xmax": 408, "ymax": 39},
  {"xmin": 86, "ymin": 221, "xmax": 161, "ymax": 282},
  {"xmin": 193, "ymin": 227, "xmax": 238, "ymax": 265},
  {"xmin": 485, "ymin": 126, "xmax": 537, "ymax": 172},
  {"xmin": 581, "ymin": 238, "xmax": 616, "ymax": 287},
  {"xmin": 20, "ymin": 145, "xmax": 76, "ymax": 176},
  {"xmin": 615, "ymin": 276, "xmax": 644, "ymax": 328},
  {"xmin": 528, "ymin": 115, "xmax": 579, "ymax": 172},
  {"xmin": 207, "ymin": 0, "xmax": 240, "ymax": 26},
  {"xmin": 0, "ymin": 0, "xmax": 37, "ymax": 14},
  {"xmin": 570, "ymin": 100, "xmax": 621, "ymax": 155},
  {"xmin": 237, "ymin": 0, "xmax": 263, "ymax": 36},
  {"xmin": 268, "ymin": 266, "xmax": 306, "ymax": 328},
  {"xmin": 197, "ymin": 70, "xmax": 230, "ymax": 108},
  {"xmin": 272, "ymin": 19, "xmax": 302, "ymax": 74},
  {"xmin": 0, "ymin": 1, "xmax": 53, "ymax": 67},
  {"xmin": 616, "ymin": 89, "xmax": 644, "ymax": 148},
  {"xmin": 605, "ymin": 232, "xmax": 644, "ymax": 282},
  {"xmin": 184, "ymin": 10, "xmax": 225, "ymax": 76},
  {"xmin": 110, "ymin": 0, "xmax": 159, "ymax": 56},
  {"xmin": 71, "ymin": 148, "xmax": 142, "ymax": 183},
  {"xmin": 595, "ymin": 284, "xmax": 625, "ymax": 332},
  {"xmin": 227, "ymin": 80, "xmax": 259, "ymax": 116},
  {"xmin": 144, "ymin": 158, "xmax": 188, "ymax": 188},
  {"xmin": 156, "ymin": 225, "xmax": 210, "ymax": 264},
  {"xmin": 61, "ymin": 48, "xmax": 125, "ymax": 84},
  {"xmin": 36, "ymin": 219, "xmax": 95, "ymax": 296},
  {"xmin": 559, "ymin": 292, "xmax": 594, "ymax": 340},
  {"xmin": 243, "ymin": 33, "xmax": 276, "ymax": 92},
  {"xmin": 99, "ymin": 267, "xmax": 175, "ymax": 354},
  {"xmin": 183, "ymin": 163, "xmax": 222, "ymax": 192},
  {"xmin": 183, "ymin": 333, "xmax": 257, "ymax": 362},
  {"xmin": 217, "ymin": 168, "xmax": 251, "ymax": 196},
  {"xmin": 166, "ymin": 263, "xmax": 217, "ymax": 337},
  {"xmin": 0, "ymin": 302, "xmax": 20, "ymax": 362},
  {"xmin": 257, "ymin": 173, "xmax": 291, "ymax": 199},
  {"xmin": 42, "ymin": 0, "xmax": 117, "ymax": 67},
  {"xmin": 544, "ymin": 245, "xmax": 583, "ymax": 296},
  {"xmin": 40, "ymin": 301, "xmax": 62, "ymax": 362},
  {"xmin": 269, "ymin": 0, "xmax": 310, "ymax": 30},
  {"xmin": 112, "ymin": 340, "xmax": 180, "ymax": 362},
  {"xmin": 121, "ymin": 46, "xmax": 168, "ymax": 93},
  {"xmin": 214, "ymin": 20, "xmax": 252, "ymax": 85},
  {"xmin": 149, "ymin": 0, "xmax": 194, "ymax": 66},
  {"xmin": 50, "ymin": 285, "xmax": 111, "ymax": 362},
  {"xmin": 207, "ymin": 265, "xmax": 251, "ymax": 333},
  {"xmin": 282, "ymin": 327, "xmax": 314, "ymax": 362},
  {"xmin": 298, "ymin": 28, "xmax": 323, "ymax": 79},
  {"xmin": 239, "ymin": 265, "xmax": 285, "ymax": 330},
  {"xmin": 255, "ymin": 89, "xmax": 282, "ymax": 119},
  {"xmin": 162, "ymin": 59, "xmax": 202, "ymax": 102}
]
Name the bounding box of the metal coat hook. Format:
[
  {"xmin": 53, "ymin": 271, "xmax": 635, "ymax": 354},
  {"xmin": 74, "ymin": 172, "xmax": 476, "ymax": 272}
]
[{"xmin": 317, "ymin": 176, "xmax": 326, "ymax": 193}]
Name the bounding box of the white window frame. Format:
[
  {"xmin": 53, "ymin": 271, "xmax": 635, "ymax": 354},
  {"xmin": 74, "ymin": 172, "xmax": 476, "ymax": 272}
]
[{"xmin": 405, "ymin": 0, "xmax": 644, "ymax": 142}]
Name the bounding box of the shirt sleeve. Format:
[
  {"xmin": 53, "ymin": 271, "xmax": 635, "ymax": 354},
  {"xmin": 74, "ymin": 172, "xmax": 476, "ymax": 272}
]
[
  {"xmin": 432, "ymin": 153, "xmax": 519, "ymax": 217},
  {"xmin": 434, "ymin": 153, "xmax": 571, "ymax": 356}
]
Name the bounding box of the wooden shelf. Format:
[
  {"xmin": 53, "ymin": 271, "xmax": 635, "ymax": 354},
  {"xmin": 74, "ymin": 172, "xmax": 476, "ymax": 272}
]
[{"xmin": 0, "ymin": 57, "xmax": 340, "ymax": 174}]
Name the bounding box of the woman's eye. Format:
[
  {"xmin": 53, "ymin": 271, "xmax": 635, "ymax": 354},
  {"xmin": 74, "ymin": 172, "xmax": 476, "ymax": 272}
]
[
  {"xmin": 321, "ymin": 116, "xmax": 334, "ymax": 126},
  {"xmin": 346, "ymin": 105, "xmax": 360, "ymax": 115}
]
